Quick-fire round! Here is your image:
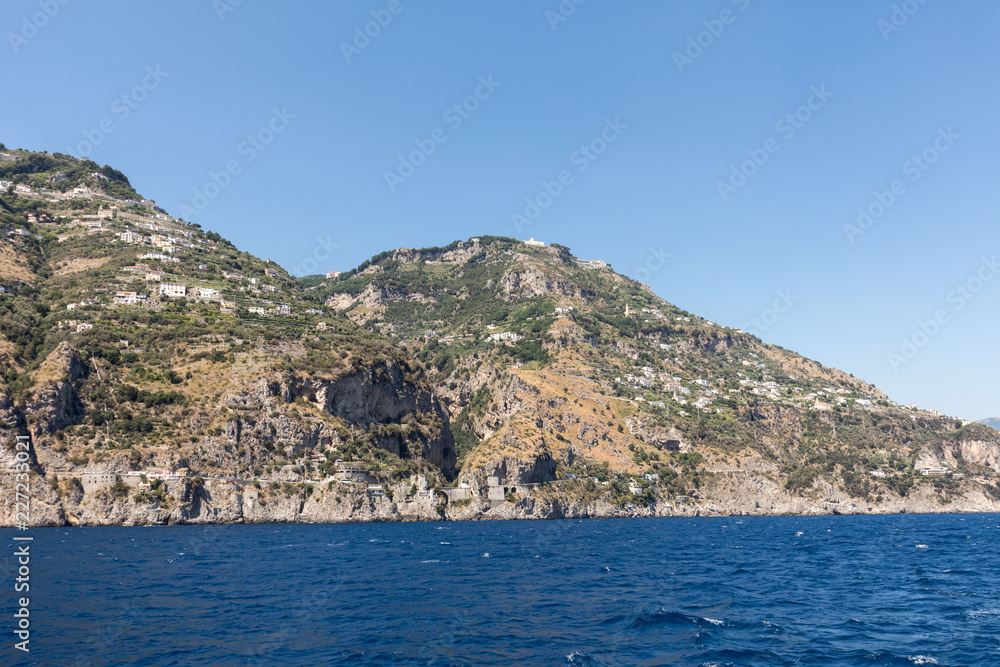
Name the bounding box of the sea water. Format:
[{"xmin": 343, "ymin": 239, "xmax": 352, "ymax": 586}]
[{"xmin": 8, "ymin": 513, "xmax": 1000, "ymax": 666}]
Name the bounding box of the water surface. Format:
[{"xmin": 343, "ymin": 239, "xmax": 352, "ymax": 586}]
[{"xmin": 8, "ymin": 513, "xmax": 1000, "ymax": 666}]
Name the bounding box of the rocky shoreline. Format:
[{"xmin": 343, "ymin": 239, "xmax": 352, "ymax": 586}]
[{"xmin": 6, "ymin": 469, "xmax": 999, "ymax": 528}]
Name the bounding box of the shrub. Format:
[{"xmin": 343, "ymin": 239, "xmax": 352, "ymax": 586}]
[{"xmin": 785, "ymin": 466, "xmax": 820, "ymax": 493}]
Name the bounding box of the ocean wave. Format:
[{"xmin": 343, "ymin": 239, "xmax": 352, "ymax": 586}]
[
  {"xmin": 628, "ymin": 608, "xmax": 733, "ymax": 630},
  {"xmin": 565, "ymin": 650, "xmax": 606, "ymax": 666}
]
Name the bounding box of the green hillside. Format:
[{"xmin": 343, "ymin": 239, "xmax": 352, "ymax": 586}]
[{"xmin": 1, "ymin": 148, "xmax": 999, "ymax": 526}]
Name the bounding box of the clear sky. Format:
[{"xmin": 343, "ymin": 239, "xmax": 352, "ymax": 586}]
[{"xmin": 2, "ymin": 1, "xmax": 998, "ymax": 420}]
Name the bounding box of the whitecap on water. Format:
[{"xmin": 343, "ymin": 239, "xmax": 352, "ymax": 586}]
[
  {"xmin": 703, "ymin": 617, "xmax": 724, "ymax": 626},
  {"xmin": 482, "ymin": 553, "xmax": 490, "ymax": 558},
  {"xmin": 795, "ymin": 531, "xmax": 804, "ymax": 536},
  {"xmin": 967, "ymin": 608, "xmax": 1000, "ymax": 619},
  {"xmin": 916, "ymin": 544, "xmax": 929, "ymax": 549},
  {"xmin": 440, "ymin": 542, "xmax": 451, "ymax": 545},
  {"xmin": 908, "ymin": 656, "xmax": 938, "ymax": 665}
]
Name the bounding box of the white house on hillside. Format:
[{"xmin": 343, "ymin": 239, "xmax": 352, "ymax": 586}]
[{"xmin": 159, "ymin": 282, "xmax": 186, "ymax": 297}]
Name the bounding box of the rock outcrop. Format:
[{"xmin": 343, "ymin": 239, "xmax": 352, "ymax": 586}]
[
  {"xmin": 219, "ymin": 361, "xmax": 456, "ymax": 475},
  {"xmin": 22, "ymin": 341, "xmax": 85, "ymax": 436}
]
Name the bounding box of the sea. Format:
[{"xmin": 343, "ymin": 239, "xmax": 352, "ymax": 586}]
[{"xmin": 6, "ymin": 513, "xmax": 1000, "ymax": 666}]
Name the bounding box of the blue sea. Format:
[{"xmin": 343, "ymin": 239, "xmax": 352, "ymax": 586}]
[{"xmin": 6, "ymin": 514, "xmax": 1000, "ymax": 666}]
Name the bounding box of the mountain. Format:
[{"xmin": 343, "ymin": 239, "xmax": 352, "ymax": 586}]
[
  {"xmin": 980, "ymin": 418, "xmax": 1000, "ymax": 432},
  {"xmin": 1, "ymin": 148, "xmax": 999, "ymax": 526}
]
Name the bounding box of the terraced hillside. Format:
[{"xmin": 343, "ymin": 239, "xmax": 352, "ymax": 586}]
[{"xmin": 1, "ymin": 148, "xmax": 998, "ymax": 525}]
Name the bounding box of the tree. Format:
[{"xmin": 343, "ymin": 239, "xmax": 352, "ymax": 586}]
[{"xmin": 111, "ymin": 478, "xmax": 130, "ymax": 498}]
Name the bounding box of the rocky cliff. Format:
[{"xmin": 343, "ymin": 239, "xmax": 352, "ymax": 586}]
[
  {"xmin": 1, "ymin": 149, "xmax": 998, "ymax": 527},
  {"xmin": 5, "ymin": 466, "xmax": 999, "ymax": 528}
]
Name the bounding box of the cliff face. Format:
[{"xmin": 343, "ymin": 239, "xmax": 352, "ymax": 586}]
[
  {"xmin": 0, "ymin": 382, "xmax": 22, "ymax": 470},
  {"xmin": 498, "ymin": 265, "xmax": 594, "ymax": 302},
  {"xmin": 0, "ymin": 343, "xmax": 459, "ymax": 527},
  {"xmin": 22, "ymin": 341, "xmax": 85, "ymax": 437},
  {"xmin": 219, "ymin": 362, "xmax": 456, "ymax": 475},
  {"xmin": 6, "ymin": 468, "xmax": 999, "ymax": 528},
  {"xmin": 16, "ymin": 475, "xmax": 448, "ymax": 527}
]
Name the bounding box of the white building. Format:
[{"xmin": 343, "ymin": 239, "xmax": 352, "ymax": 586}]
[
  {"xmin": 139, "ymin": 253, "xmax": 179, "ymax": 263},
  {"xmin": 159, "ymin": 282, "xmax": 186, "ymax": 297},
  {"xmin": 573, "ymin": 258, "xmax": 607, "ymax": 270},
  {"xmin": 114, "ymin": 291, "xmax": 145, "ymax": 306},
  {"xmin": 487, "ymin": 331, "xmax": 522, "ymax": 342}
]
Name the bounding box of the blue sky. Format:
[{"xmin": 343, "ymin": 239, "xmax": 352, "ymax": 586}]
[{"xmin": 2, "ymin": 0, "xmax": 998, "ymax": 420}]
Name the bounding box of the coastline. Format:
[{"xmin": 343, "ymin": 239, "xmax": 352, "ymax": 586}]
[{"xmin": 6, "ymin": 471, "xmax": 999, "ymax": 527}]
